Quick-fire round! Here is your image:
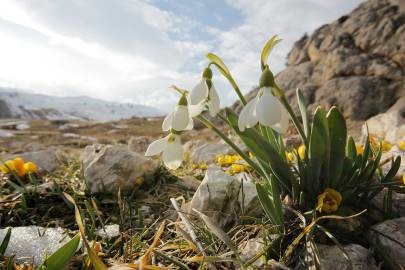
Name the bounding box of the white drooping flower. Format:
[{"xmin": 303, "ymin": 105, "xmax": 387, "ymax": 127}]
[
  {"xmin": 188, "ymin": 67, "xmax": 220, "ymax": 117},
  {"xmin": 162, "ymin": 94, "xmax": 193, "ymax": 131},
  {"xmin": 238, "ymin": 67, "xmax": 289, "ymax": 133},
  {"xmin": 145, "ymin": 133, "xmax": 183, "ymax": 170}
]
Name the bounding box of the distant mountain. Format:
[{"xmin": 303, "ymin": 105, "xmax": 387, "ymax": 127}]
[{"xmin": 0, "ymin": 88, "xmax": 163, "ymax": 121}]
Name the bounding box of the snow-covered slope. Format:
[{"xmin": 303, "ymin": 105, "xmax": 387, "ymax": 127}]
[{"xmin": 0, "ymin": 88, "xmax": 163, "ymax": 121}]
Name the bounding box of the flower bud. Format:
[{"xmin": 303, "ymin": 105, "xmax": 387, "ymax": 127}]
[
  {"xmin": 259, "ymin": 66, "xmax": 275, "ymax": 88},
  {"xmin": 202, "ymin": 67, "xmax": 213, "ymax": 79}
]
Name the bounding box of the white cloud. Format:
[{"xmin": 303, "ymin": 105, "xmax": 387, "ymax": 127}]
[{"xmin": 0, "ymin": 0, "xmax": 364, "ymax": 112}]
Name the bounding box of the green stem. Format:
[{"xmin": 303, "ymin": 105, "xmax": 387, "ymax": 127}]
[
  {"xmin": 195, "ymin": 115, "xmax": 262, "ymax": 175},
  {"xmin": 209, "ymin": 62, "xmax": 247, "ymax": 105},
  {"xmin": 276, "ymin": 86, "xmax": 307, "ymax": 145}
]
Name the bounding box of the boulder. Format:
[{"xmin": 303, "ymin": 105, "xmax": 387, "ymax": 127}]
[
  {"xmin": 188, "ymin": 166, "xmax": 262, "ymax": 228},
  {"xmin": 82, "ymin": 144, "xmax": 157, "ymax": 193},
  {"xmin": 128, "ymin": 136, "xmax": 153, "ymax": 154},
  {"xmin": 0, "ymin": 226, "xmax": 72, "ymax": 266},
  {"xmin": 234, "ymin": 0, "xmax": 404, "ymax": 125},
  {"xmin": 363, "ymin": 97, "xmax": 405, "ymax": 144},
  {"xmin": 307, "ymin": 244, "xmax": 377, "ymax": 270},
  {"xmin": 189, "ymin": 142, "xmax": 233, "ymax": 164},
  {"xmin": 368, "ymin": 217, "xmax": 405, "ymax": 268}
]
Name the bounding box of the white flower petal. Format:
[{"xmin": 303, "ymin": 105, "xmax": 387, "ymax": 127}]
[
  {"xmin": 162, "ymin": 112, "xmax": 174, "ymax": 131},
  {"xmin": 189, "ymin": 103, "xmax": 205, "ymax": 117},
  {"xmin": 172, "ymin": 106, "xmax": 190, "ymax": 131},
  {"xmin": 185, "ymin": 117, "xmax": 194, "ymax": 130},
  {"xmin": 189, "ymin": 79, "xmax": 208, "ymax": 105},
  {"xmin": 238, "ymin": 96, "xmax": 259, "ymax": 131},
  {"xmin": 162, "ymin": 136, "xmax": 183, "ymax": 170},
  {"xmin": 145, "ymin": 136, "xmax": 168, "ymax": 156},
  {"xmin": 208, "ymin": 85, "xmax": 220, "ymax": 117},
  {"xmin": 272, "ymin": 105, "xmax": 289, "ymax": 134},
  {"xmin": 256, "ymin": 88, "xmax": 282, "ymax": 127}
]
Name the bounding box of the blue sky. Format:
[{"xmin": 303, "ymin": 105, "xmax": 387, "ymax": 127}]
[{"xmin": 0, "ymin": 0, "xmax": 364, "ymax": 112}]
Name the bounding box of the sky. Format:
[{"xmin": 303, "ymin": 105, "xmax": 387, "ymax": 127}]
[{"xmin": 0, "ymin": 0, "xmax": 364, "ymax": 112}]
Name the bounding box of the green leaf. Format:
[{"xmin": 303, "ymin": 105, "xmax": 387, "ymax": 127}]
[
  {"xmin": 347, "ymin": 136, "xmax": 357, "ymax": 160},
  {"xmin": 0, "ymin": 228, "xmax": 11, "ymax": 255},
  {"xmin": 256, "ymin": 183, "xmax": 281, "ymax": 226},
  {"xmin": 309, "ymin": 107, "xmax": 329, "ymax": 192},
  {"xmin": 37, "ymin": 233, "xmax": 80, "ymax": 270},
  {"xmin": 382, "ymin": 156, "xmax": 401, "ymax": 183},
  {"xmin": 260, "ymin": 36, "xmax": 282, "ymax": 70},
  {"xmin": 296, "ymin": 88, "xmax": 310, "ymax": 139},
  {"xmin": 327, "ymin": 107, "xmax": 347, "ymax": 188}
]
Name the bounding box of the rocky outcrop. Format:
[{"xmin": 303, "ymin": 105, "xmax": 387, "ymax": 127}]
[{"xmin": 236, "ymin": 0, "xmax": 404, "ymax": 122}]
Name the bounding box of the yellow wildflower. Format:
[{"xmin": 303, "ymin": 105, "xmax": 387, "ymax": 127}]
[
  {"xmin": 229, "ymin": 163, "xmax": 250, "ymax": 175},
  {"xmin": 285, "ymin": 151, "xmax": 295, "ymax": 162},
  {"xmin": 1, "ymin": 160, "xmax": 15, "ymax": 174},
  {"xmin": 316, "ymin": 188, "xmax": 342, "ymax": 214},
  {"xmin": 24, "ymin": 161, "xmax": 38, "ymax": 174},
  {"xmin": 356, "ymin": 145, "xmax": 364, "ymax": 155},
  {"xmin": 381, "ymin": 140, "xmax": 392, "ymax": 152},
  {"xmin": 13, "ymin": 157, "xmax": 26, "ymax": 177},
  {"xmin": 399, "ymin": 141, "xmax": 405, "ymax": 152},
  {"xmin": 298, "ymin": 145, "xmax": 305, "ymax": 160},
  {"xmin": 199, "ymin": 163, "xmax": 208, "ymax": 170}
]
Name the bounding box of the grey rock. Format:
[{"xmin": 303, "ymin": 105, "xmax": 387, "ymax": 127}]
[
  {"xmin": 128, "ymin": 136, "xmax": 153, "ymax": 154},
  {"xmin": 82, "ymin": 144, "xmax": 157, "ymax": 193},
  {"xmin": 1, "ymin": 148, "xmax": 62, "ymax": 172},
  {"xmin": 368, "ymin": 217, "xmax": 405, "ymax": 268},
  {"xmin": 0, "ymin": 226, "xmax": 71, "ymax": 266},
  {"xmin": 189, "ymin": 142, "xmax": 233, "ymax": 164},
  {"xmin": 188, "ymin": 166, "xmax": 262, "ymax": 228},
  {"xmin": 239, "ymin": 239, "xmax": 266, "ymax": 268},
  {"xmin": 308, "ymin": 244, "xmax": 377, "ymax": 270},
  {"xmin": 96, "ymin": 224, "xmax": 120, "ymax": 240}
]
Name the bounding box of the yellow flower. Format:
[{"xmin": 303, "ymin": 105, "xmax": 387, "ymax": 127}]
[
  {"xmin": 381, "ymin": 140, "xmax": 392, "ymax": 152},
  {"xmin": 298, "ymin": 145, "xmax": 305, "ymax": 160},
  {"xmin": 199, "ymin": 163, "xmax": 208, "ymax": 170},
  {"xmin": 316, "ymin": 188, "xmax": 342, "ymax": 214},
  {"xmin": 13, "ymin": 157, "xmax": 26, "ymax": 177},
  {"xmin": 355, "ymin": 145, "xmax": 364, "ymax": 155},
  {"xmin": 24, "ymin": 161, "xmax": 38, "ymax": 174},
  {"xmin": 399, "ymin": 141, "xmax": 405, "ymax": 152},
  {"xmin": 285, "ymin": 151, "xmax": 295, "ymax": 162},
  {"xmin": 403, "ymin": 174, "xmax": 405, "ymax": 185},
  {"xmin": 1, "ymin": 160, "xmax": 15, "ymax": 174}
]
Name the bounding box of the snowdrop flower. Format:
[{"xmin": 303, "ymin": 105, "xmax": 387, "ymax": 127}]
[
  {"xmin": 162, "ymin": 94, "xmax": 193, "ymax": 131},
  {"xmin": 238, "ymin": 67, "xmax": 289, "ymax": 133},
  {"xmin": 189, "ymin": 67, "xmax": 220, "ymax": 117},
  {"xmin": 145, "ymin": 133, "xmax": 183, "ymax": 170}
]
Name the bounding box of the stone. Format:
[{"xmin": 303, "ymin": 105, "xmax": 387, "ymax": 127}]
[
  {"xmin": 188, "ymin": 166, "xmax": 261, "ymax": 228},
  {"xmin": 0, "ymin": 226, "xmax": 72, "ymax": 266},
  {"xmin": 128, "ymin": 136, "xmax": 153, "ymax": 154},
  {"xmin": 380, "ymin": 145, "xmax": 404, "ymax": 182},
  {"xmin": 82, "ymin": 144, "xmax": 158, "ymax": 193},
  {"xmin": 368, "ymin": 217, "xmax": 405, "ymax": 268},
  {"xmin": 233, "ymin": 0, "xmax": 405, "ymax": 126},
  {"xmin": 1, "ymin": 149, "xmax": 62, "ymax": 172},
  {"xmin": 96, "ymin": 224, "xmax": 120, "ymax": 240},
  {"xmin": 239, "ymin": 239, "xmax": 266, "ymax": 268},
  {"xmin": 372, "ymin": 189, "xmax": 405, "ymax": 217},
  {"xmin": 363, "ymin": 97, "xmax": 405, "ymax": 144},
  {"xmin": 189, "ymin": 142, "xmax": 233, "ymax": 165},
  {"xmin": 308, "ymin": 244, "xmax": 377, "ymax": 270}
]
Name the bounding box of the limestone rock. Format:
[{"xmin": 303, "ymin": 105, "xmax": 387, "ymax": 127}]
[
  {"xmin": 188, "ymin": 166, "xmax": 261, "ymax": 228},
  {"xmin": 0, "ymin": 226, "xmax": 71, "ymax": 266},
  {"xmin": 82, "ymin": 144, "xmax": 158, "ymax": 193},
  {"xmin": 235, "ymin": 0, "xmax": 404, "ymax": 124},
  {"xmin": 189, "ymin": 142, "xmax": 233, "ymax": 164},
  {"xmin": 363, "ymin": 97, "xmax": 405, "ymax": 144},
  {"xmin": 368, "ymin": 217, "xmax": 405, "ymax": 268},
  {"xmin": 128, "ymin": 136, "xmax": 153, "ymax": 154},
  {"xmin": 308, "ymin": 244, "xmax": 378, "ymax": 270}
]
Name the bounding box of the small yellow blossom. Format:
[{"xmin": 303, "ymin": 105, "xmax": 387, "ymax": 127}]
[
  {"xmin": 381, "ymin": 140, "xmax": 392, "ymax": 152},
  {"xmin": 399, "ymin": 141, "xmax": 405, "ymax": 152},
  {"xmin": 285, "ymin": 151, "xmax": 295, "ymax": 162},
  {"xmin": 199, "ymin": 163, "xmax": 208, "ymax": 170},
  {"xmin": 13, "ymin": 157, "xmax": 26, "ymax": 177},
  {"xmin": 24, "ymin": 161, "xmax": 38, "ymax": 174},
  {"xmin": 316, "ymin": 188, "xmax": 342, "ymax": 214},
  {"xmin": 1, "ymin": 160, "xmax": 15, "ymax": 174},
  {"xmin": 355, "ymin": 145, "xmax": 364, "ymax": 155},
  {"xmin": 297, "ymin": 145, "xmax": 305, "ymax": 160}
]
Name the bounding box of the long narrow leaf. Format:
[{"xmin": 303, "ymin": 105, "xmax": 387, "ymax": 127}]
[{"xmin": 0, "ymin": 228, "xmax": 11, "ymax": 255}]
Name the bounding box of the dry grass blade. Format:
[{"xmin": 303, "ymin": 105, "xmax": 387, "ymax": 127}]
[
  {"xmin": 63, "ymin": 192, "xmax": 107, "ymax": 270},
  {"xmin": 192, "ymin": 208, "xmax": 246, "ymax": 269},
  {"xmin": 139, "ymin": 220, "xmax": 166, "ymax": 269},
  {"xmin": 281, "ymin": 209, "xmax": 367, "ymax": 263},
  {"xmin": 175, "ymin": 225, "xmax": 198, "ymax": 252}
]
